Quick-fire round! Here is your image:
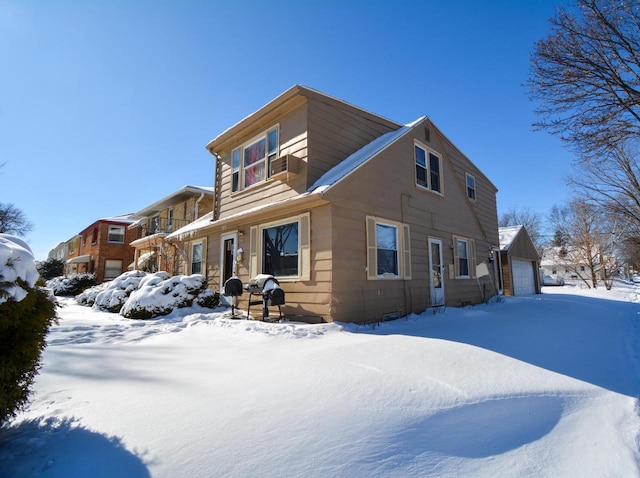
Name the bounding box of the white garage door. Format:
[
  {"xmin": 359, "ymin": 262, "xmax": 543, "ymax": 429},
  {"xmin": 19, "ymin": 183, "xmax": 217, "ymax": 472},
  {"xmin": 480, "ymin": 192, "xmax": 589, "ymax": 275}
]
[{"xmin": 512, "ymin": 259, "xmax": 536, "ymax": 296}]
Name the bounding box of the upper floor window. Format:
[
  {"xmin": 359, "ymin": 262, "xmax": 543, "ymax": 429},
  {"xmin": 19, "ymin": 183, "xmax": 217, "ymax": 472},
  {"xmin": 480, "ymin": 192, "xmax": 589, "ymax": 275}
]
[
  {"xmin": 167, "ymin": 208, "xmax": 174, "ymax": 233},
  {"xmin": 107, "ymin": 225, "xmax": 125, "ymax": 243},
  {"xmin": 92, "ymin": 227, "xmax": 98, "ymax": 244},
  {"xmin": 466, "ymin": 173, "xmax": 476, "ymax": 201},
  {"xmin": 415, "ymin": 143, "xmax": 442, "ymax": 194},
  {"xmin": 232, "ymin": 126, "xmax": 279, "ymax": 192}
]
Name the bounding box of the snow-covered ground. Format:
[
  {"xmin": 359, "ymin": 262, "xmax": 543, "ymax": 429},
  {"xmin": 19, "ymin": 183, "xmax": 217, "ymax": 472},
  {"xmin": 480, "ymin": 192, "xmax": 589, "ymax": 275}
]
[{"xmin": 2, "ymin": 283, "xmax": 640, "ymax": 477}]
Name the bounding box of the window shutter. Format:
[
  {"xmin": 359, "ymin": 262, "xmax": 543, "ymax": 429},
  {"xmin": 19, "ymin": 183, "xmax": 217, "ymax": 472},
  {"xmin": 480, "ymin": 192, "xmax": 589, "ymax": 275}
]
[
  {"xmin": 452, "ymin": 236, "xmax": 459, "ymax": 279},
  {"xmin": 249, "ymin": 226, "xmax": 258, "ymax": 277},
  {"xmin": 366, "ymin": 216, "xmax": 377, "ymax": 280},
  {"xmin": 403, "ymin": 224, "xmax": 411, "ymax": 279},
  {"xmin": 201, "ymin": 238, "xmax": 208, "ymax": 278},
  {"xmin": 470, "ymin": 239, "xmax": 476, "ymax": 279},
  {"xmin": 299, "ymin": 213, "xmax": 310, "ymax": 281}
]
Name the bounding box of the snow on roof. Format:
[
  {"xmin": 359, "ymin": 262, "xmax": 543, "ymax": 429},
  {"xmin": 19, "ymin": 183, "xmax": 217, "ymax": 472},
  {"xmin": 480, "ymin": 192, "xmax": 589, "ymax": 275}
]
[
  {"xmin": 308, "ymin": 117, "xmax": 425, "ymax": 192},
  {"xmin": 166, "ymin": 190, "xmax": 324, "ymax": 241},
  {"xmin": 499, "ymin": 225, "xmax": 523, "ymax": 251},
  {"xmin": 98, "ymin": 213, "xmax": 137, "ymax": 224}
]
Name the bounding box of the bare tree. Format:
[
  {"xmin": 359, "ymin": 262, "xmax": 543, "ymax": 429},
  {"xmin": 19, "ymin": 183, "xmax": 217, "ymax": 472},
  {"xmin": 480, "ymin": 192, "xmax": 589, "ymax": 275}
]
[
  {"xmin": 499, "ymin": 207, "xmax": 546, "ymax": 253},
  {"xmin": 567, "ymin": 143, "xmax": 640, "ymax": 235},
  {"xmin": 0, "ymin": 202, "xmax": 33, "ymax": 236},
  {"xmin": 529, "ymin": 0, "xmax": 640, "ymax": 157},
  {"xmin": 549, "ymin": 199, "xmax": 623, "ymax": 288}
]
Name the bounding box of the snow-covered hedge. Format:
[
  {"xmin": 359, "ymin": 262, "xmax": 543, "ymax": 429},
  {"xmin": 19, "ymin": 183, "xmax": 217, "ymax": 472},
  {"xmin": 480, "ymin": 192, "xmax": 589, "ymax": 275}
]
[
  {"xmin": 75, "ymin": 271, "xmax": 220, "ymax": 319},
  {"xmin": 76, "ymin": 270, "xmax": 148, "ymax": 312},
  {"xmin": 47, "ymin": 273, "xmax": 97, "ymax": 296},
  {"xmin": 0, "ymin": 234, "xmax": 57, "ymax": 424},
  {"xmin": 121, "ymin": 273, "xmax": 215, "ymax": 319}
]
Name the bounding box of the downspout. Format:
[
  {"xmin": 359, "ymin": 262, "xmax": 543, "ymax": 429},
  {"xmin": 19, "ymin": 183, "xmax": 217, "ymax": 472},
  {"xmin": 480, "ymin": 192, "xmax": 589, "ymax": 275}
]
[{"xmin": 194, "ymin": 192, "xmax": 205, "ymax": 220}]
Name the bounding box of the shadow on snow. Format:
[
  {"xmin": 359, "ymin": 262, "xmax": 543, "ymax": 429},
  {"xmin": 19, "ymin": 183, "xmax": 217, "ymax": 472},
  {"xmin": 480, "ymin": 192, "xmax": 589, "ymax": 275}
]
[{"xmin": 0, "ymin": 416, "xmax": 151, "ymax": 478}]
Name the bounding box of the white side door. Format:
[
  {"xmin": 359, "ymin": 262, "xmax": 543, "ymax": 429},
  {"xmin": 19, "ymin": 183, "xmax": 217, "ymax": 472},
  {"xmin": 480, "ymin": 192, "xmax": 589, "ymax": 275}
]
[{"xmin": 220, "ymin": 232, "xmax": 238, "ymax": 292}]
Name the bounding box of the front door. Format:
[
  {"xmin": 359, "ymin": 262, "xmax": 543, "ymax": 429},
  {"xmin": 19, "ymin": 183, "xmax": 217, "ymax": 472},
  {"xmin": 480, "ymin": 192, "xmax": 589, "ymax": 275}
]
[
  {"xmin": 428, "ymin": 237, "xmax": 445, "ymax": 306},
  {"xmin": 220, "ymin": 232, "xmax": 237, "ymax": 290}
]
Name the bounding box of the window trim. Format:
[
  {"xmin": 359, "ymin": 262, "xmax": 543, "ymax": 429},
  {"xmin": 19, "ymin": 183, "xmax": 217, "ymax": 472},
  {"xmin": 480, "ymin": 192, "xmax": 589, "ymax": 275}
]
[
  {"xmin": 414, "ymin": 141, "xmax": 443, "ymax": 195},
  {"xmin": 190, "ymin": 240, "xmax": 205, "ymax": 275},
  {"xmin": 231, "ymin": 125, "xmax": 279, "ymax": 193},
  {"xmin": 104, "ymin": 259, "xmax": 123, "ymax": 281},
  {"xmin": 107, "ymin": 225, "xmax": 125, "ymax": 244},
  {"xmin": 453, "ymin": 236, "xmax": 476, "ymax": 279},
  {"xmin": 248, "ymin": 212, "xmax": 311, "ymax": 281},
  {"xmin": 466, "ymin": 173, "xmax": 476, "ymax": 201},
  {"xmin": 366, "ymin": 215, "xmax": 411, "ymax": 280}
]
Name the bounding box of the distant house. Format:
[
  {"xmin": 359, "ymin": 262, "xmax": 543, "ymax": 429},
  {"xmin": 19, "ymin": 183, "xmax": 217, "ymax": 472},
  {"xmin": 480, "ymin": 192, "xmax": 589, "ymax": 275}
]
[
  {"xmin": 64, "ymin": 215, "xmax": 137, "ymax": 283},
  {"xmin": 47, "ymin": 242, "xmax": 67, "ymax": 262},
  {"xmin": 498, "ymin": 225, "xmax": 541, "ymax": 296},
  {"xmin": 168, "ymin": 85, "xmax": 500, "ymax": 323},
  {"xmin": 541, "ymin": 247, "xmax": 592, "ymax": 281},
  {"xmin": 128, "ymin": 185, "xmax": 214, "ymax": 274}
]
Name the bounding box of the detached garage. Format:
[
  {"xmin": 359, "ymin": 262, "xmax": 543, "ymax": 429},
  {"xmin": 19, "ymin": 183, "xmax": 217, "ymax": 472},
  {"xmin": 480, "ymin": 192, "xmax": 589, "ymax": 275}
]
[{"xmin": 499, "ymin": 225, "xmax": 541, "ymax": 296}]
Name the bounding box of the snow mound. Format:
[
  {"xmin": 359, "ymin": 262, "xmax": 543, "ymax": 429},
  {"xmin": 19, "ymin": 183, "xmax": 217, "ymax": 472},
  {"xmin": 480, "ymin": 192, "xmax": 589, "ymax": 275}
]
[{"xmin": 0, "ymin": 233, "xmax": 39, "ymax": 304}]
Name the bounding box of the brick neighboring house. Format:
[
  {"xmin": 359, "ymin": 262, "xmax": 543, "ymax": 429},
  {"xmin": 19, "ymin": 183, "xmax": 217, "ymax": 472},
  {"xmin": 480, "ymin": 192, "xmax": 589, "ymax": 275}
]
[{"xmin": 64, "ymin": 215, "xmax": 137, "ymax": 283}]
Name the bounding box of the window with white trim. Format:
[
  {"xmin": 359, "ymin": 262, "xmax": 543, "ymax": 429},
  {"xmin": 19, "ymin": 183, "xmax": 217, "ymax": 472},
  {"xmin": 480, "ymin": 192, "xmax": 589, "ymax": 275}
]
[
  {"xmin": 231, "ymin": 126, "xmax": 279, "ymax": 192},
  {"xmin": 466, "ymin": 173, "xmax": 476, "ymax": 200},
  {"xmin": 376, "ymin": 223, "xmax": 399, "ymax": 276},
  {"xmin": 191, "ymin": 242, "xmax": 203, "ymax": 274},
  {"xmin": 453, "ymin": 236, "xmax": 476, "ymax": 279},
  {"xmin": 248, "ymin": 213, "xmax": 310, "ymax": 280},
  {"xmin": 107, "ymin": 225, "xmax": 125, "ymax": 243},
  {"xmin": 262, "ymin": 220, "xmax": 299, "ymax": 277},
  {"xmin": 415, "ymin": 142, "xmax": 442, "ymax": 194},
  {"xmin": 104, "ymin": 259, "xmax": 123, "ymax": 280},
  {"xmin": 366, "ymin": 216, "xmax": 411, "ymax": 280}
]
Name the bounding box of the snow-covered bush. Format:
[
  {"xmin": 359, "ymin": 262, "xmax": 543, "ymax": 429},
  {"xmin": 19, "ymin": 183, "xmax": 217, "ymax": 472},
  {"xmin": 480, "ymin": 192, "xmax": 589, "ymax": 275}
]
[
  {"xmin": 0, "ymin": 234, "xmax": 39, "ymax": 304},
  {"xmin": 47, "ymin": 273, "xmax": 97, "ymax": 296},
  {"xmin": 0, "ymin": 234, "xmax": 57, "ymax": 424},
  {"xmin": 77, "ymin": 270, "xmax": 148, "ymax": 312},
  {"xmin": 195, "ymin": 287, "xmax": 221, "ymax": 308},
  {"xmin": 120, "ymin": 273, "xmax": 211, "ymax": 319}
]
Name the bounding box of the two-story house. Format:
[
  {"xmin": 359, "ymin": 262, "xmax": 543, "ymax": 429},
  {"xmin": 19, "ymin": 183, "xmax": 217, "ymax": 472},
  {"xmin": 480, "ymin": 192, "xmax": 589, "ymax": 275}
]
[
  {"xmin": 128, "ymin": 185, "xmax": 214, "ymax": 274},
  {"xmin": 167, "ymin": 85, "xmax": 500, "ymax": 323},
  {"xmin": 64, "ymin": 214, "xmax": 137, "ymax": 283}
]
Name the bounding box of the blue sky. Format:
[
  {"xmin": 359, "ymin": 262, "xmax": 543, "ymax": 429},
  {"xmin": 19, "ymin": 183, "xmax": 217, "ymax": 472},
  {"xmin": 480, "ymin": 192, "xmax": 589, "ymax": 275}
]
[{"xmin": 1, "ymin": 0, "xmax": 571, "ymax": 261}]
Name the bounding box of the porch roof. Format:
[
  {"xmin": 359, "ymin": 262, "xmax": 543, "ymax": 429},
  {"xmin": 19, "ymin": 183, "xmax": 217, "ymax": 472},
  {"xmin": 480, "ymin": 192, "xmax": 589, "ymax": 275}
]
[{"xmin": 66, "ymin": 254, "xmax": 91, "ymax": 264}]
